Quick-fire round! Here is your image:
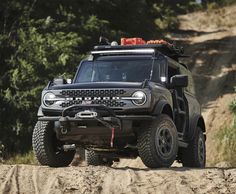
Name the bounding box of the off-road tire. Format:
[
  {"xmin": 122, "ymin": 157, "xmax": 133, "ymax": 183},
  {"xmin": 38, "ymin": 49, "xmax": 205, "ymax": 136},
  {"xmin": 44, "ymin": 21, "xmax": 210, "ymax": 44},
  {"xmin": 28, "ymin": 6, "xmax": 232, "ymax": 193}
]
[
  {"xmin": 85, "ymin": 150, "xmax": 113, "ymax": 166},
  {"xmin": 137, "ymin": 114, "xmax": 178, "ymax": 168},
  {"xmin": 32, "ymin": 121, "xmax": 75, "ymax": 167},
  {"xmin": 181, "ymin": 127, "xmax": 206, "ymax": 168}
]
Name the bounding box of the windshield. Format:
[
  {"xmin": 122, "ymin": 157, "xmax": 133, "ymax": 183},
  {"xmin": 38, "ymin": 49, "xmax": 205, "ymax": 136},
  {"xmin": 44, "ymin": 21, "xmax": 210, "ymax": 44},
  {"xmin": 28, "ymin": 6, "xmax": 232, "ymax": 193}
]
[{"xmin": 75, "ymin": 58, "xmax": 153, "ymax": 83}]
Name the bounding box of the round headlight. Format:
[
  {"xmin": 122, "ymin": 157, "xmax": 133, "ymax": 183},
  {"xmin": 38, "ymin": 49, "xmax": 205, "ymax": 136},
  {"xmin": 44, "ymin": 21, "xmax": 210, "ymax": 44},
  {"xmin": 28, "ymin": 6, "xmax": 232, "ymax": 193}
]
[
  {"xmin": 132, "ymin": 91, "xmax": 147, "ymax": 106},
  {"xmin": 43, "ymin": 92, "xmax": 56, "ymax": 106}
]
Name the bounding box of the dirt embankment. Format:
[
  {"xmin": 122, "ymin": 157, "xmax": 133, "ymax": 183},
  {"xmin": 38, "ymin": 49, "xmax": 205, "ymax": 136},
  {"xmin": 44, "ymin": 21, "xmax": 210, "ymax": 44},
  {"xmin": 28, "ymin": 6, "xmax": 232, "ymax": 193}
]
[
  {"xmin": 175, "ymin": 5, "xmax": 236, "ymax": 165},
  {"xmin": 1, "ymin": 5, "xmax": 236, "ymax": 194},
  {"xmin": 1, "ymin": 164, "xmax": 236, "ymax": 194}
]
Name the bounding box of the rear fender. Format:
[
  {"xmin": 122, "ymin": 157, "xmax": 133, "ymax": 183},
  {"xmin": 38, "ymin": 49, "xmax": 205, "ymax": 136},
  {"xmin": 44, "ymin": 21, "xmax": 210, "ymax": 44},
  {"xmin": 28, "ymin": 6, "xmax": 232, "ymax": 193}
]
[{"xmin": 188, "ymin": 115, "xmax": 206, "ymax": 140}]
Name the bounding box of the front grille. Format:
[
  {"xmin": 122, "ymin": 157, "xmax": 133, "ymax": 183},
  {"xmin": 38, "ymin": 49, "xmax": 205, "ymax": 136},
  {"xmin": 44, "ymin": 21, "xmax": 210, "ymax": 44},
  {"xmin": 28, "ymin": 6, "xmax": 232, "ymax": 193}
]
[
  {"xmin": 61, "ymin": 89, "xmax": 126, "ymax": 97},
  {"xmin": 60, "ymin": 100, "xmax": 125, "ymax": 108},
  {"xmin": 60, "ymin": 89, "xmax": 127, "ymax": 108}
]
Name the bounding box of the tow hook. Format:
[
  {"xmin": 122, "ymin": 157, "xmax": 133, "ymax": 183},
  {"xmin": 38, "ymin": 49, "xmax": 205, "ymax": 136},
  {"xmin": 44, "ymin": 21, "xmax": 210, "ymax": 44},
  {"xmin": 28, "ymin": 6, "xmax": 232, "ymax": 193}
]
[
  {"xmin": 63, "ymin": 144, "xmax": 76, "ymax": 151},
  {"xmin": 61, "ymin": 128, "xmax": 68, "ymax": 134}
]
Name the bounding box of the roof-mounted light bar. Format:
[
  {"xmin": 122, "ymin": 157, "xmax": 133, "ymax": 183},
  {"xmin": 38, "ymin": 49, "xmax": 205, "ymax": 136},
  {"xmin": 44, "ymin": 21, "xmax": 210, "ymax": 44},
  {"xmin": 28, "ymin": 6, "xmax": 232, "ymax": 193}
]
[{"xmin": 91, "ymin": 49, "xmax": 155, "ymax": 55}]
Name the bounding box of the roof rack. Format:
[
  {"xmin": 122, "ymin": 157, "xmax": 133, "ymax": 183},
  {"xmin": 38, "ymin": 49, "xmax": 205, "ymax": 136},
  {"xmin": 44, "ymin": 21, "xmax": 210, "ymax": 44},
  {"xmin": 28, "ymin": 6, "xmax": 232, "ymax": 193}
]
[
  {"xmin": 93, "ymin": 37, "xmax": 186, "ymax": 60},
  {"xmin": 95, "ymin": 44, "xmax": 184, "ymax": 57}
]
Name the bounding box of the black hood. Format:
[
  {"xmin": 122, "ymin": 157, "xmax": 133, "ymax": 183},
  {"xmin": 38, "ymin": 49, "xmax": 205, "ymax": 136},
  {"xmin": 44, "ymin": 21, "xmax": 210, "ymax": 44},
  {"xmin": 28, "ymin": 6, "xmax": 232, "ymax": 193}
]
[{"xmin": 49, "ymin": 82, "xmax": 143, "ymax": 90}]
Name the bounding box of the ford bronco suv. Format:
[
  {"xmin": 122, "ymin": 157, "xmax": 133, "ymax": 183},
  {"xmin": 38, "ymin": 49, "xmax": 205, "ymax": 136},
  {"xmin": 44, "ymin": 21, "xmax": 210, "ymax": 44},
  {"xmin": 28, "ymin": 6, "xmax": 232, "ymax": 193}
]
[{"xmin": 32, "ymin": 37, "xmax": 206, "ymax": 168}]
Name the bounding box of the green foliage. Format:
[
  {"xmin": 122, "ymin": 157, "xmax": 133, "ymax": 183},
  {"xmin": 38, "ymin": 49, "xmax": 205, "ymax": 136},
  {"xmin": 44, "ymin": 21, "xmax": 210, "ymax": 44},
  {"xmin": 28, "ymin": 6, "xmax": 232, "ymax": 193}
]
[
  {"xmin": 215, "ymin": 88, "xmax": 236, "ymax": 165},
  {"xmin": 0, "ymin": 0, "xmax": 109, "ymax": 155},
  {"xmin": 216, "ymin": 125, "xmax": 236, "ymax": 165},
  {"xmin": 229, "ymin": 88, "xmax": 236, "ymax": 115},
  {"xmin": 2, "ymin": 150, "xmax": 37, "ymax": 165},
  {"xmin": 153, "ymin": 3, "xmax": 179, "ymax": 30},
  {"xmin": 229, "ymin": 99, "xmax": 236, "ymax": 114},
  {"xmin": 7, "ymin": 19, "xmax": 82, "ymax": 108}
]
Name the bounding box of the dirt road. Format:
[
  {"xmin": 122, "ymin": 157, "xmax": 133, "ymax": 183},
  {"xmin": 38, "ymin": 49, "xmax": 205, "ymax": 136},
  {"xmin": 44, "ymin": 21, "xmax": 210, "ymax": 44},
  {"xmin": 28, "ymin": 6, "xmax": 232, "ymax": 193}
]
[{"xmin": 1, "ymin": 164, "xmax": 236, "ymax": 194}]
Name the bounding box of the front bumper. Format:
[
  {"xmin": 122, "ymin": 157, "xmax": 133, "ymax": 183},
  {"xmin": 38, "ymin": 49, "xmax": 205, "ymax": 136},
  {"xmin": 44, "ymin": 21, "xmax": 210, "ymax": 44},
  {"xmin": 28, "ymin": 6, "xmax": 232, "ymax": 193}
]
[
  {"xmin": 38, "ymin": 115, "xmax": 155, "ymax": 122},
  {"xmin": 38, "ymin": 105, "xmax": 155, "ymax": 146}
]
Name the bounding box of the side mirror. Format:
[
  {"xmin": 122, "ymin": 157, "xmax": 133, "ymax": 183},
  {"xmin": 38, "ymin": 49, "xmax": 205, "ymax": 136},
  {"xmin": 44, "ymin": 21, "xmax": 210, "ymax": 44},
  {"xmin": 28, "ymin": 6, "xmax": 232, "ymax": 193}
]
[
  {"xmin": 170, "ymin": 75, "xmax": 188, "ymax": 88},
  {"xmin": 53, "ymin": 77, "xmax": 66, "ymax": 85}
]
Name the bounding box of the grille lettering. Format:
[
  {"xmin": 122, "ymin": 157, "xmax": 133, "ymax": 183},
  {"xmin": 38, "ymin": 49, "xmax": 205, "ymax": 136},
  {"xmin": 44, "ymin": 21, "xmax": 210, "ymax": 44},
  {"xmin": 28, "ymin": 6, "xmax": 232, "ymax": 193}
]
[
  {"xmin": 71, "ymin": 96, "xmax": 121, "ymax": 100},
  {"xmin": 84, "ymin": 97, "xmax": 92, "ymax": 100}
]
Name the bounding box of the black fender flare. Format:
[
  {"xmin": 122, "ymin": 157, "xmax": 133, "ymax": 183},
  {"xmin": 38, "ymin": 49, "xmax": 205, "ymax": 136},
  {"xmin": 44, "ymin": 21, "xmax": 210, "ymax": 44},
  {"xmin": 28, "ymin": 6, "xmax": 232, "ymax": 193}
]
[
  {"xmin": 37, "ymin": 106, "xmax": 44, "ymax": 117},
  {"xmin": 152, "ymin": 100, "xmax": 173, "ymax": 119},
  {"xmin": 188, "ymin": 114, "xmax": 206, "ymax": 141}
]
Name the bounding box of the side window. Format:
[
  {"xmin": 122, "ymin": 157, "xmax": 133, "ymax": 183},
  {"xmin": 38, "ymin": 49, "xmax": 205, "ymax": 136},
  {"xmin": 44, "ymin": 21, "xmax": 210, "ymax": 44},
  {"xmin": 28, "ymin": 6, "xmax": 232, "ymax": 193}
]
[
  {"xmin": 151, "ymin": 55, "xmax": 168, "ymax": 83},
  {"xmin": 151, "ymin": 61, "xmax": 159, "ymax": 82},
  {"xmin": 159, "ymin": 56, "xmax": 167, "ymax": 83},
  {"xmin": 152, "ymin": 60, "xmax": 160, "ymax": 82},
  {"xmin": 151, "ymin": 56, "xmax": 167, "ymax": 83}
]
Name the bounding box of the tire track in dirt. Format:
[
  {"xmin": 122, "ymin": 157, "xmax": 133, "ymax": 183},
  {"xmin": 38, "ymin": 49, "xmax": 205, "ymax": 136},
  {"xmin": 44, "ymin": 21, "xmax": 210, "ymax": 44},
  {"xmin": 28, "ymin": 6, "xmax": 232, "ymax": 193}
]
[
  {"xmin": 0, "ymin": 165, "xmax": 20, "ymax": 194},
  {"xmin": 32, "ymin": 166, "xmax": 40, "ymax": 194},
  {"xmin": 0, "ymin": 165, "xmax": 109, "ymax": 194},
  {"xmin": 99, "ymin": 165, "xmax": 236, "ymax": 194},
  {"xmin": 1, "ymin": 165, "xmax": 236, "ymax": 193}
]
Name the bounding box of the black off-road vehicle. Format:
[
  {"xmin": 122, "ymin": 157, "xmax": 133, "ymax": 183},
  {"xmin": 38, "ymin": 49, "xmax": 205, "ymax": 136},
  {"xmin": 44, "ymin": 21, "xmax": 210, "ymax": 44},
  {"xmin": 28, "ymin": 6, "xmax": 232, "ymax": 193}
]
[{"xmin": 32, "ymin": 37, "xmax": 206, "ymax": 168}]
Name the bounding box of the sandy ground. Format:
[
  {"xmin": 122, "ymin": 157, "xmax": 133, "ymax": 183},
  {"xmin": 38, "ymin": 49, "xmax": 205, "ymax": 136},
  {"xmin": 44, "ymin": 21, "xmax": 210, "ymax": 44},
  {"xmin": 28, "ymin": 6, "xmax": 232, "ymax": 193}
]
[
  {"xmin": 1, "ymin": 4, "xmax": 236, "ymax": 194},
  {"xmin": 1, "ymin": 164, "xmax": 236, "ymax": 194}
]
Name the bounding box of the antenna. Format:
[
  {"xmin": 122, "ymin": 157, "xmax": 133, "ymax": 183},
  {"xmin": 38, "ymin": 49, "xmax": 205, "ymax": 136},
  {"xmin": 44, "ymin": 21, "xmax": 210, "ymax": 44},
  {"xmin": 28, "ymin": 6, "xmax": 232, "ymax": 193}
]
[{"xmin": 99, "ymin": 36, "xmax": 110, "ymax": 45}]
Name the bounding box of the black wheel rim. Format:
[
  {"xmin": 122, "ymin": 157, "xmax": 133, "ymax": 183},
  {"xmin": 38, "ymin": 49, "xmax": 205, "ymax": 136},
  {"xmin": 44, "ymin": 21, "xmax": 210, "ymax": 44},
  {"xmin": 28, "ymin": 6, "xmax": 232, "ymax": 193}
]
[
  {"xmin": 198, "ymin": 136, "xmax": 205, "ymax": 164},
  {"xmin": 156, "ymin": 127, "xmax": 173, "ymax": 157}
]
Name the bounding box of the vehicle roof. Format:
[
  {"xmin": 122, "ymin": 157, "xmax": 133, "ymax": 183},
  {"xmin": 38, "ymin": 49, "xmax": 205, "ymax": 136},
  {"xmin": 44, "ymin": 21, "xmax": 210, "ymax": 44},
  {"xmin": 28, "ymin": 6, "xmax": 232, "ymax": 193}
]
[
  {"xmin": 88, "ymin": 44, "xmax": 188, "ymax": 70},
  {"xmin": 93, "ymin": 44, "xmax": 185, "ymax": 60},
  {"xmin": 95, "ymin": 55, "xmax": 152, "ymax": 61}
]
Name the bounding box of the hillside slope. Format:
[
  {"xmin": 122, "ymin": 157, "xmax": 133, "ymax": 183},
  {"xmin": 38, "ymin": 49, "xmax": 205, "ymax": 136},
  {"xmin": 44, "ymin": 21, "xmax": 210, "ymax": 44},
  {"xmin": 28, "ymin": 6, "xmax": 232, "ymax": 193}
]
[{"xmin": 175, "ymin": 5, "xmax": 236, "ymax": 165}]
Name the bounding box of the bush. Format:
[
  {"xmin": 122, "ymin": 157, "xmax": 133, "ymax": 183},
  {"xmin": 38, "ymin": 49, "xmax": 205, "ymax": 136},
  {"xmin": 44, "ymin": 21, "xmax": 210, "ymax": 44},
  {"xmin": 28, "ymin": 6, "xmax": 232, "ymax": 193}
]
[
  {"xmin": 1, "ymin": 150, "xmax": 37, "ymax": 165},
  {"xmin": 215, "ymin": 88, "xmax": 236, "ymax": 165},
  {"xmin": 229, "ymin": 97, "xmax": 236, "ymax": 114},
  {"xmin": 216, "ymin": 125, "xmax": 236, "ymax": 165}
]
